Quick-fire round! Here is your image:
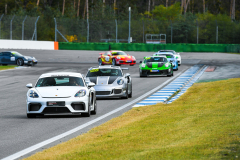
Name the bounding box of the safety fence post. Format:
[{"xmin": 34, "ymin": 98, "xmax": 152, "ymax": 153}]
[
  {"xmin": 53, "ymin": 18, "xmax": 68, "ymax": 42},
  {"xmin": 10, "ymin": 15, "xmax": 15, "ymax": 40},
  {"xmin": 171, "ymin": 20, "xmax": 173, "ymax": 44},
  {"xmin": 216, "ymin": 20, "xmax": 218, "ymax": 44},
  {"xmin": 0, "ymin": 14, "xmax": 4, "ymax": 39},
  {"xmin": 115, "ymin": 19, "xmax": 117, "ymax": 43},
  {"xmin": 128, "ymin": 7, "xmax": 131, "ymax": 43},
  {"xmin": 87, "ymin": 18, "xmax": 89, "ymax": 43},
  {"xmin": 196, "ymin": 20, "xmax": 199, "ymax": 44},
  {"xmin": 32, "ymin": 16, "xmax": 40, "ymax": 40},
  {"xmin": 142, "ymin": 19, "xmax": 144, "ymax": 43},
  {"xmin": 22, "ymin": 15, "xmax": 27, "ymax": 40}
]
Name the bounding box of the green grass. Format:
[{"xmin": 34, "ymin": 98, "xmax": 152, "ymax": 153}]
[
  {"xmin": 25, "ymin": 78, "xmax": 240, "ymax": 160},
  {"xmin": 0, "ymin": 65, "xmax": 16, "ymax": 70}
]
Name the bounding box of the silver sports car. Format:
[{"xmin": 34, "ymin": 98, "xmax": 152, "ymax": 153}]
[{"xmin": 85, "ymin": 65, "xmax": 132, "ymax": 99}]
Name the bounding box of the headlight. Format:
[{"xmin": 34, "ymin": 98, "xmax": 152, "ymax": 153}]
[
  {"xmin": 141, "ymin": 64, "xmax": 146, "ymax": 68},
  {"xmin": 117, "ymin": 56, "xmax": 121, "ymax": 59},
  {"xmin": 132, "ymin": 56, "xmax": 136, "ymax": 59},
  {"xmin": 24, "ymin": 56, "xmax": 29, "ymax": 60},
  {"xmin": 75, "ymin": 89, "xmax": 86, "ymax": 97},
  {"xmin": 117, "ymin": 79, "xmax": 124, "ymax": 85},
  {"xmin": 29, "ymin": 90, "xmax": 39, "ymax": 98},
  {"xmin": 165, "ymin": 63, "xmax": 169, "ymax": 67}
]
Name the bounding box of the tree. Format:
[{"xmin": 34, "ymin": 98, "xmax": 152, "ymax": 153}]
[
  {"xmin": 62, "ymin": 0, "xmax": 65, "ymax": 16},
  {"xmin": 77, "ymin": 0, "xmax": 80, "ymax": 17},
  {"xmin": 203, "ymin": 0, "xmax": 205, "ymax": 13},
  {"xmin": 230, "ymin": 0, "xmax": 235, "ymax": 20},
  {"xmin": 37, "ymin": 0, "xmax": 40, "ymax": 7}
]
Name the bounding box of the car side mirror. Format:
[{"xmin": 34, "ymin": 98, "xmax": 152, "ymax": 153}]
[
  {"xmin": 87, "ymin": 82, "xmax": 95, "ymax": 88},
  {"xmin": 26, "ymin": 83, "xmax": 33, "ymax": 88},
  {"xmin": 125, "ymin": 73, "xmax": 130, "ymax": 77},
  {"xmin": 140, "ymin": 61, "xmax": 142, "ymax": 63},
  {"xmin": 108, "ymin": 54, "xmax": 111, "ymax": 56}
]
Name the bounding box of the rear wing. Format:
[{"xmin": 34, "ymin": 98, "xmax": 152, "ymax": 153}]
[{"xmin": 121, "ymin": 68, "xmax": 129, "ymax": 70}]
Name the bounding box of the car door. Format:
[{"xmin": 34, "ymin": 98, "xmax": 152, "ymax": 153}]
[
  {"xmin": 0, "ymin": 52, "xmax": 3, "ymax": 64},
  {"xmin": 103, "ymin": 52, "xmax": 111, "ymax": 64},
  {"xmin": 2, "ymin": 52, "xmax": 12, "ymax": 64}
]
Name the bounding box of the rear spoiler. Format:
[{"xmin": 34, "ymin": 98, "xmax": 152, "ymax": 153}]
[{"xmin": 121, "ymin": 68, "xmax": 129, "ymax": 70}]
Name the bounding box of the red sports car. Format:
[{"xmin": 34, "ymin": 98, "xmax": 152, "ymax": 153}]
[{"xmin": 98, "ymin": 50, "xmax": 136, "ymax": 66}]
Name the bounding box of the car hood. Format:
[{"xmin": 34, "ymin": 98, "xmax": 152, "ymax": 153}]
[
  {"xmin": 146, "ymin": 62, "xmax": 165, "ymax": 68},
  {"xmin": 86, "ymin": 76, "xmax": 120, "ymax": 85},
  {"xmin": 114, "ymin": 55, "xmax": 133, "ymax": 60},
  {"xmin": 36, "ymin": 86, "xmax": 83, "ymax": 98},
  {"xmin": 23, "ymin": 55, "xmax": 37, "ymax": 60}
]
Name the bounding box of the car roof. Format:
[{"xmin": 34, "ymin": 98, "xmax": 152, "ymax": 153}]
[
  {"xmin": 159, "ymin": 50, "xmax": 175, "ymax": 52},
  {"xmin": 110, "ymin": 50, "xmax": 124, "ymax": 52},
  {"xmin": 89, "ymin": 65, "xmax": 122, "ymax": 70},
  {"xmin": 39, "ymin": 72, "xmax": 83, "ymax": 78},
  {"xmin": 145, "ymin": 55, "xmax": 167, "ymax": 58}
]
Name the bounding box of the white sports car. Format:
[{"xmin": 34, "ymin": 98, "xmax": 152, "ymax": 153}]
[
  {"xmin": 26, "ymin": 72, "xmax": 96, "ymax": 118},
  {"xmin": 158, "ymin": 50, "xmax": 181, "ymax": 66}
]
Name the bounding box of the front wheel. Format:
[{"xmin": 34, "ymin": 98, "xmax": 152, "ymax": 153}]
[
  {"xmin": 178, "ymin": 63, "xmax": 181, "ymax": 66},
  {"xmin": 128, "ymin": 88, "xmax": 132, "ymax": 98},
  {"xmin": 112, "ymin": 59, "xmax": 116, "ymax": 66},
  {"xmin": 17, "ymin": 59, "xmax": 24, "ymax": 66},
  {"xmin": 122, "ymin": 87, "xmax": 129, "ymax": 99},
  {"xmin": 91, "ymin": 97, "xmax": 97, "ymax": 115},
  {"xmin": 98, "ymin": 59, "xmax": 103, "ymax": 66},
  {"xmin": 27, "ymin": 114, "xmax": 36, "ymax": 118},
  {"xmin": 81, "ymin": 100, "xmax": 91, "ymax": 117}
]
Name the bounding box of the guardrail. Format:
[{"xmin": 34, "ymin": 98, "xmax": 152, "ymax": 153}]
[{"xmin": 59, "ymin": 42, "xmax": 240, "ymax": 53}]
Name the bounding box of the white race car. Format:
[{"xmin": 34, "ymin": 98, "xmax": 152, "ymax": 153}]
[
  {"xmin": 26, "ymin": 72, "xmax": 96, "ymax": 118},
  {"xmin": 158, "ymin": 50, "xmax": 181, "ymax": 66}
]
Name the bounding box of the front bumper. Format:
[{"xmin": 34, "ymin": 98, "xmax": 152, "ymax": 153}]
[
  {"xmin": 27, "ymin": 97, "xmax": 89, "ymax": 114},
  {"xmin": 117, "ymin": 60, "xmax": 136, "ymax": 65},
  {"xmin": 24, "ymin": 60, "xmax": 38, "ymax": 65},
  {"xmin": 140, "ymin": 68, "xmax": 172, "ymax": 76},
  {"xmin": 94, "ymin": 85, "xmax": 127, "ymax": 98}
]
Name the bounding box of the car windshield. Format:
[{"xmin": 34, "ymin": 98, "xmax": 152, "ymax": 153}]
[
  {"xmin": 12, "ymin": 52, "xmax": 23, "ymax": 57},
  {"xmin": 86, "ymin": 68, "xmax": 122, "ymax": 77},
  {"xmin": 36, "ymin": 76, "xmax": 84, "ymax": 87},
  {"xmin": 161, "ymin": 54, "xmax": 174, "ymax": 58},
  {"xmin": 145, "ymin": 57, "xmax": 168, "ymax": 63},
  {"xmin": 111, "ymin": 51, "xmax": 127, "ymax": 56}
]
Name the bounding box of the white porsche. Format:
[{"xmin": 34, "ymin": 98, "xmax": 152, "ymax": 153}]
[
  {"xmin": 158, "ymin": 50, "xmax": 181, "ymax": 66},
  {"xmin": 26, "ymin": 72, "xmax": 96, "ymax": 118}
]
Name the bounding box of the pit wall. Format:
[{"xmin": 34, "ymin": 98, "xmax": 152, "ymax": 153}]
[
  {"xmin": 59, "ymin": 42, "xmax": 240, "ymax": 53},
  {"xmin": 0, "ymin": 40, "xmax": 59, "ymax": 50}
]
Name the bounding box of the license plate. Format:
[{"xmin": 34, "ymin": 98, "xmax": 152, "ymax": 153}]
[
  {"xmin": 150, "ymin": 70, "xmax": 159, "ymax": 72},
  {"xmin": 126, "ymin": 60, "xmax": 132, "ymax": 62},
  {"xmin": 47, "ymin": 101, "xmax": 65, "ymax": 106}
]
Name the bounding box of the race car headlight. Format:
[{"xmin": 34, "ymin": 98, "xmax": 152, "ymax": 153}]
[
  {"xmin": 29, "ymin": 90, "xmax": 39, "ymax": 98},
  {"xmin": 24, "ymin": 56, "xmax": 29, "ymax": 60},
  {"xmin": 75, "ymin": 89, "xmax": 86, "ymax": 97},
  {"xmin": 132, "ymin": 56, "xmax": 136, "ymax": 59},
  {"xmin": 165, "ymin": 63, "xmax": 169, "ymax": 67},
  {"xmin": 141, "ymin": 64, "xmax": 146, "ymax": 68},
  {"xmin": 117, "ymin": 79, "xmax": 124, "ymax": 85},
  {"xmin": 117, "ymin": 56, "xmax": 121, "ymax": 59}
]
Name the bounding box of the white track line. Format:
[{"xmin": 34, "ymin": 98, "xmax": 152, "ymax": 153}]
[{"xmin": 2, "ymin": 71, "xmax": 184, "ymax": 160}]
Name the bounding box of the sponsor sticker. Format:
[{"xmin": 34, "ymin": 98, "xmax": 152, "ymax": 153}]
[
  {"xmin": 90, "ymin": 69, "xmax": 99, "ymax": 72},
  {"xmin": 105, "ymin": 56, "xmax": 110, "ymax": 62},
  {"xmin": 145, "ymin": 57, "xmax": 151, "ymax": 59}
]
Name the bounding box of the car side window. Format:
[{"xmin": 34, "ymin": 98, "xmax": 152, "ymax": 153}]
[
  {"xmin": 0, "ymin": 52, "xmax": 3, "ymax": 56},
  {"xmin": 3, "ymin": 52, "xmax": 10, "ymax": 56}
]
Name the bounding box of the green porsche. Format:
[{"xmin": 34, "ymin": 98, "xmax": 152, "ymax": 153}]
[{"xmin": 139, "ymin": 55, "xmax": 173, "ymax": 77}]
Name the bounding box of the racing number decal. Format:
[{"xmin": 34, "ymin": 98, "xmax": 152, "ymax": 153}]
[
  {"xmin": 11, "ymin": 57, "xmax": 15, "ymax": 61},
  {"xmin": 105, "ymin": 56, "xmax": 110, "ymax": 62}
]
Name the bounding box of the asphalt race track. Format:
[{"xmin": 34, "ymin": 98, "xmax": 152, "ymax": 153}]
[{"xmin": 1, "ymin": 50, "xmax": 240, "ymax": 159}]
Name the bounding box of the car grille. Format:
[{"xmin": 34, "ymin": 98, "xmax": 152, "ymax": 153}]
[
  {"xmin": 96, "ymin": 91, "xmax": 111, "ymax": 95},
  {"xmin": 42, "ymin": 107, "xmax": 70, "ymax": 113},
  {"xmin": 29, "ymin": 103, "xmax": 42, "ymax": 111},
  {"xmin": 71, "ymin": 102, "xmax": 85, "ymax": 110},
  {"xmin": 114, "ymin": 89, "xmax": 122, "ymax": 94}
]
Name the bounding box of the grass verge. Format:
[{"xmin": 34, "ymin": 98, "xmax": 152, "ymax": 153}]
[
  {"xmin": 25, "ymin": 78, "xmax": 240, "ymax": 160},
  {"xmin": 0, "ymin": 65, "xmax": 16, "ymax": 70}
]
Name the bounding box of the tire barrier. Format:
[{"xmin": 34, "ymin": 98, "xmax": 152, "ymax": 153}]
[{"xmin": 59, "ymin": 42, "xmax": 240, "ymax": 53}]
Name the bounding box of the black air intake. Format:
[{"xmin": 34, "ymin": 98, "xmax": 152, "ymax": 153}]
[
  {"xmin": 29, "ymin": 103, "xmax": 42, "ymax": 111},
  {"xmin": 71, "ymin": 102, "xmax": 85, "ymax": 110}
]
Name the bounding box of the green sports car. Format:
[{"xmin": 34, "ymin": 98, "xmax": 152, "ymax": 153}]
[{"xmin": 139, "ymin": 55, "xmax": 173, "ymax": 77}]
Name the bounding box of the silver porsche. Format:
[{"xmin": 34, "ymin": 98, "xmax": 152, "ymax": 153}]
[{"xmin": 85, "ymin": 65, "xmax": 132, "ymax": 99}]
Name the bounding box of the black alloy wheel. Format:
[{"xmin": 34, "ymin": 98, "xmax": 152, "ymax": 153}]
[
  {"xmin": 98, "ymin": 59, "xmax": 103, "ymax": 66},
  {"xmin": 112, "ymin": 59, "xmax": 116, "ymax": 66},
  {"xmin": 122, "ymin": 86, "xmax": 129, "ymax": 99},
  {"xmin": 91, "ymin": 97, "xmax": 97, "ymax": 115},
  {"xmin": 81, "ymin": 97, "xmax": 91, "ymax": 117}
]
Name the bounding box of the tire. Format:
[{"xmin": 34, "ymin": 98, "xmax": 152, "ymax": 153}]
[
  {"xmin": 178, "ymin": 63, "xmax": 181, "ymax": 66},
  {"xmin": 91, "ymin": 97, "xmax": 97, "ymax": 115},
  {"xmin": 98, "ymin": 59, "xmax": 103, "ymax": 66},
  {"xmin": 130, "ymin": 64, "xmax": 134, "ymax": 66},
  {"xmin": 17, "ymin": 59, "xmax": 24, "ymax": 66},
  {"xmin": 2, "ymin": 64, "xmax": 8, "ymax": 66},
  {"xmin": 81, "ymin": 98, "xmax": 91, "ymax": 117},
  {"xmin": 27, "ymin": 114, "xmax": 36, "ymax": 118},
  {"xmin": 112, "ymin": 59, "xmax": 116, "ymax": 66},
  {"xmin": 122, "ymin": 87, "xmax": 129, "ymax": 99},
  {"xmin": 128, "ymin": 87, "xmax": 132, "ymax": 98}
]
